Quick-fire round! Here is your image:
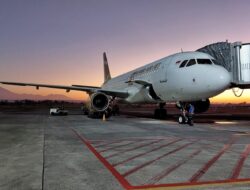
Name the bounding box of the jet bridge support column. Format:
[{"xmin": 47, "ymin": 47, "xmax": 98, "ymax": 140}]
[{"xmin": 232, "ymin": 42, "xmax": 242, "ymax": 83}]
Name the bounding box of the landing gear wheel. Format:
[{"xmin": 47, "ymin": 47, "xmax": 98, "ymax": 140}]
[{"xmin": 178, "ymin": 115, "xmax": 185, "ymax": 124}]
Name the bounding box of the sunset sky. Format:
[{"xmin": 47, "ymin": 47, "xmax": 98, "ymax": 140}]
[{"xmin": 0, "ymin": 0, "xmax": 250, "ymax": 103}]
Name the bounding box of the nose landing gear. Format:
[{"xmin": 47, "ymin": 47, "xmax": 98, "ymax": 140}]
[
  {"xmin": 178, "ymin": 115, "xmax": 194, "ymax": 126},
  {"xmin": 177, "ymin": 102, "xmax": 194, "ymax": 126}
]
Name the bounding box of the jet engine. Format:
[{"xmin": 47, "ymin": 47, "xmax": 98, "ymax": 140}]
[
  {"xmin": 90, "ymin": 92, "xmax": 110, "ymax": 112},
  {"xmin": 192, "ymin": 99, "xmax": 210, "ymax": 113}
]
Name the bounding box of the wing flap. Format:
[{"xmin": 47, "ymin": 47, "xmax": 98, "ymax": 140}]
[{"xmin": 72, "ymin": 84, "xmax": 100, "ymax": 89}]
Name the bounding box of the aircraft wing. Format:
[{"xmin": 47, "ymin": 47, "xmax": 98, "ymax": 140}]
[
  {"xmin": 0, "ymin": 81, "xmax": 96, "ymax": 92},
  {"xmin": 0, "ymin": 81, "xmax": 129, "ymax": 98},
  {"xmin": 72, "ymin": 84, "xmax": 129, "ymax": 98},
  {"xmin": 99, "ymin": 89, "xmax": 129, "ymax": 98}
]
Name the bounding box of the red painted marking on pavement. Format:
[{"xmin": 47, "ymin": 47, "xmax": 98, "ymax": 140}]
[
  {"xmin": 105, "ymin": 139, "xmax": 163, "ymax": 159},
  {"xmin": 71, "ymin": 129, "xmax": 133, "ymax": 189},
  {"xmin": 94, "ymin": 138, "xmax": 155, "ymax": 148},
  {"xmin": 112, "ymin": 138, "xmax": 182, "ymax": 167},
  {"xmin": 89, "ymin": 140, "xmax": 106, "ymax": 144},
  {"xmin": 99, "ymin": 141, "xmax": 138, "ymax": 153},
  {"xmin": 94, "ymin": 139, "xmax": 129, "ymax": 148},
  {"xmin": 190, "ymin": 139, "xmax": 235, "ymax": 182},
  {"xmin": 122, "ymin": 140, "xmax": 198, "ymax": 177},
  {"xmin": 230, "ymin": 144, "xmax": 250, "ymax": 179},
  {"xmin": 131, "ymin": 178, "xmax": 250, "ymax": 189},
  {"xmin": 71, "ymin": 131, "xmax": 250, "ymax": 189},
  {"xmin": 147, "ymin": 149, "xmax": 202, "ymax": 185}
]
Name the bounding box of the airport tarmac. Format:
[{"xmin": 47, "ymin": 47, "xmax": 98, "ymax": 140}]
[{"xmin": 0, "ymin": 112, "xmax": 250, "ymax": 190}]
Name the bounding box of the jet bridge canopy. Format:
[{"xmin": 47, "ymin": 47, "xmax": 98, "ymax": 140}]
[{"xmin": 197, "ymin": 41, "xmax": 250, "ymax": 89}]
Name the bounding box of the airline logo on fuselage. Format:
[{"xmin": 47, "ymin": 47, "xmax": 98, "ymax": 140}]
[{"xmin": 128, "ymin": 62, "xmax": 162, "ymax": 81}]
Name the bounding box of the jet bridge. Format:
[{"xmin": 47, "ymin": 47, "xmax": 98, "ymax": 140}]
[{"xmin": 197, "ymin": 41, "xmax": 250, "ymax": 90}]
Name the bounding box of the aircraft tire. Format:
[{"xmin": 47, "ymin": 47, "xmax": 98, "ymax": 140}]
[{"xmin": 178, "ymin": 115, "xmax": 185, "ymax": 124}]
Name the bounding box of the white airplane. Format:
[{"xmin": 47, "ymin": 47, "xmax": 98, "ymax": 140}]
[{"xmin": 0, "ymin": 51, "xmax": 231, "ymax": 120}]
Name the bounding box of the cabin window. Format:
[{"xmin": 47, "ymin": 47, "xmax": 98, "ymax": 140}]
[
  {"xmin": 179, "ymin": 60, "xmax": 188, "ymax": 68},
  {"xmin": 186, "ymin": 59, "xmax": 196, "ymax": 67},
  {"xmin": 197, "ymin": 59, "xmax": 212, "ymax": 65}
]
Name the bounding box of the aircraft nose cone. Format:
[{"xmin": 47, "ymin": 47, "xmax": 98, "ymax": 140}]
[{"xmin": 212, "ymin": 67, "xmax": 231, "ymax": 90}]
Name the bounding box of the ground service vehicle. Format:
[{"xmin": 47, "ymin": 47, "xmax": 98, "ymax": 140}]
[{"xmin": 50, "ymin": 108, "xmax": 68, "ymax": 116}]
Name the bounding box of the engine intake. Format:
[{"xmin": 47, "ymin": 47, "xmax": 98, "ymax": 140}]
[{"xmin": 90, "ymin": 92, "xmax": 109, "ymax": 112}]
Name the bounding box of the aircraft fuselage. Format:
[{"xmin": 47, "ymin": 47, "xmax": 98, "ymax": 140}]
[{"xmin": 102, "ymin": 52, "xmax": 231, "ymax": 103}]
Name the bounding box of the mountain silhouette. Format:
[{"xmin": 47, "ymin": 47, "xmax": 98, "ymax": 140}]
[{"xmin": 0, "ymin": 87, "xmax": 72, "ymax": 100}]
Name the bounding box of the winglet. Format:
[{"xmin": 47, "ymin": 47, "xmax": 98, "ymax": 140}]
[{"xmin": 103, "ymin": 52, "xmax": 111, "ymax": 83}]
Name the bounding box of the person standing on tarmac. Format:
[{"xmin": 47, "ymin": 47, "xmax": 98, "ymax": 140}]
[{"xmin": 187, "ymin": 103, "xmax": 195, "ymax": 126}]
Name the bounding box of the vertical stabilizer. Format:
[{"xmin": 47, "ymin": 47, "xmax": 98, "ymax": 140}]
[{"xmin": 103, "ymin": 52, "xmax": 111, "ymax": 83}]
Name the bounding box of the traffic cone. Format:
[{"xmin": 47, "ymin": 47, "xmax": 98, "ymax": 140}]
[{"xmin": 102, "ymin": 113, "xmax": 106, "ymax": 121}]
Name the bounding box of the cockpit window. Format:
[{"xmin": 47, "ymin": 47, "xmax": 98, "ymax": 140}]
[
  {"xmin": 197, "ymin": 59, "xmax": 212, "ymax": 65},
  {"xmin": 211, "ymin": 59, "xmax": 219, "ymax": 65},
  {"xmin": 179, "ymin": 60, "xmax": 188, "ymax": 68},
  {"xmin": 186, "ymin": 59, "xmax": 196, "ymax": 67}
]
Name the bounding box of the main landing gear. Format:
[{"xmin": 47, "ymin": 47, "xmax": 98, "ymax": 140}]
[{"xmin": 154, "ymin": 103, "xmax": 167, "ymax": 119}]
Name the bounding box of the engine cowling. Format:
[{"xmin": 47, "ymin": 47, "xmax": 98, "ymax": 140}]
[
  {"xmin": 192, "ymin": 99, "xmax": 210, "ymax": 113},
  {"xmin": 90, "ymin": 92, "xmax": 110, "ymax": 112}
]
